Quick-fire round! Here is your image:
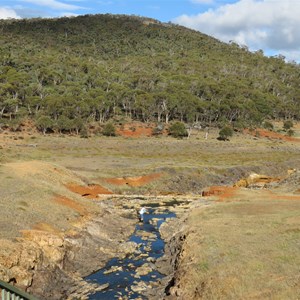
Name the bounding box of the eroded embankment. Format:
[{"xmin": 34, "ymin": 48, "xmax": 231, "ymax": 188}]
[
  {"xmin": 0, "ymin": 161, "xmax": 137, "ymax": 299},
  {"xmin": 155, "ymin": 170, "xmax": 300, "ymax": 300},
  {"xmin": 1, "ymin": 212, "xmax": 136, "ymax": 299}
]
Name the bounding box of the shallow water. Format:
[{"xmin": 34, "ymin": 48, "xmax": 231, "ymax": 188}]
[{"xmin": 86, "ymin": 208, "xmax": 176, "ymax": 299}]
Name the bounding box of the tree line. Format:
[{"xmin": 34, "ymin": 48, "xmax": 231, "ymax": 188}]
[{"xmin": 0, "ymin": 14, "xmax": 299, "ymax": 134}]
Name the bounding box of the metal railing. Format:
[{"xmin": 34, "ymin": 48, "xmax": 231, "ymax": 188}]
[{"xmin": 0, "ymin": 280, "xmax": 38, "ymax": 300}]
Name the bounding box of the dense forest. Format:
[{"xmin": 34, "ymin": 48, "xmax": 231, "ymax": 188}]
[{"xmin": 0, "ymin": 14, "xmax": 299, "ymax": 134}]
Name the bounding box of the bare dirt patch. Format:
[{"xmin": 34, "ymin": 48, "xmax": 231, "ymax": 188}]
[
  {"xmin": 104, "ymin": 173, "xmax": 162, "ymax": 187},
  {"xmin": 245, "ymin": 128, "xmax": 300, "ymax": 142},
  {"xmin": 117, "ymin": 122, "xmax": 154, "ymax": 137},
  {"xmin": 66, "ymin": 183, "xmax": 113, "ymax": 198},
  {"xmin": 53, "ymin": 195, "xmax": 88, "ymax": 214},
  {"xmin": 201, "ymin": 185, "xmax": 239, "ymax": 201}
]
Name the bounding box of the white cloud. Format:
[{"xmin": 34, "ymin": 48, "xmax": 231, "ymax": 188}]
[
  {"xmin": 190, "ymin": 0, "xmax": 214, "ymax": 4},
  {"xmin": 59, "ymin": 11, "xmax": 79, "ymax": 17},
  {"xmin": 21, "ymin": 0, "xmax": 82, "ymax": 11},
  {"xmin": 174, "ymin": 0, "xmax": 300, "ymax": 61},
  {"xmin": 0, "ymin": 7, "xmax": 21, "ymax": 19}
]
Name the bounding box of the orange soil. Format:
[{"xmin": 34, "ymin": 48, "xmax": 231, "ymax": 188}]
[
  {"xmin": 265, "ymin": 190, "xmax": 300, "ymax": 201},
  {"xmin": 245, "ymin": 128, "xmax": 300, "ymax": 142},
  {"xmin": 104, "ymin": 173, "xmax": 162, "ymax": 187},
  {"xmin": 53, "ymin": 195, "xmax": 88, "ymax": 214},
  {"xmin": 203, "ymin": 184, "xmax": 300, "ymax": 203},
  {"xmin": 202, "ymin": 185, "xmax": 239, "ymax": 201},
  {"xmin": 117, "ymin": 124, "xmax": 153, "ymax": 137},
  {"xmin": 66, "ymin": 183, "xmax": 113, "ymax": 198}
]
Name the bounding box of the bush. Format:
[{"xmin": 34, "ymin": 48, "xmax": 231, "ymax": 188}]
[
  {"xmin": 152, "ymin": 123, "xmax": 164, "ymax": 136},
  {"xmin": 36, "ymin": 116, "xmax": 53, "ymax": 135},
  {"xmin": 263, "ymin": 121, "xmax": 274, "ymax": 130},
  {"xmin": 283, "ymin": 120, "xmax": 293, "ymax": 131},
  {"xmin": 168, "ymin": 122, "xmax": 188, "ymax": 138},
  {"xmin": 80, "ymin": 126, "xmax": 89, "ymax": 138},
  {"xmin": 56, "ymin": 115, "xmax": 72, "ymax": 133},
  {"xmin": 102, "ymin": 122, "xmax": 116, "ymax": 136},
  {"xmin": 218, "ymin": 126, "xmax": 233, "ymax": 141},
  {"xmin": 287, "ymin": 129, "xmax": 295, "ymax": 137}
]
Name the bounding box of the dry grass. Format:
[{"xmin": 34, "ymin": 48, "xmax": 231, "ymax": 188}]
[
  {"xmin": 0, "ymin": 161, "xmax": 102, "ymax": 239},
  {"xmin": 173, "ymin": 190, "xmax": 300, "ymax": 299},
  {"xmin": 1, "ymin": 129, "xmax": 299, "ymax": 187},
  {"xmin": 0, "ymin": 127, "xmax": 300, "ymax": 297}
]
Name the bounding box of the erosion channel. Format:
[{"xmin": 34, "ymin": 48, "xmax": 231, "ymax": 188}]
[{"xmin": 85, "ymin": 198, "xmax": 192, "ymax": 299}]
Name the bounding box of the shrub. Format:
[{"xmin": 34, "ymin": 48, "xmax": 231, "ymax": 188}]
[
  {"xmin": 263, "ymin": 121, "xmax": 274, "ymax": 130},
  {"xmin": 287, "ymin": 129, "xmax": 295, "ymax": 137},
  {"xmin": 169, "ymin": 122, "xmax": 188, "ymax": 138},
  {"xmin": 152, "ymin": 123, "xmax": 164, "ymax": 136},
  {"xmin": 80, "ymin": 126, "xmax": 89, "ymax": 138},
  {"xmin": 102, "ymin": 122, "xmax": 116, "ymax": 136},
  {"xmin": 283, "ymin": 120, "xmax": 293, "ymax": 131},
  {"xmin": 36, "ymin": 116, "xmax": 53, "ymax": 135},
  {"xmin": 218, "ymin": 126, "xmax": 233, "ymax": 141},
  {"xmin": 56, "ymin": 115, "xmax": 72, "ymax": 133}
]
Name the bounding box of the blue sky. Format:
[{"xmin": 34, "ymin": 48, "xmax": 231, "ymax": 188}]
[{"xmin": 0, "ymin": 0, "xmax": 299, "ymax": 62}]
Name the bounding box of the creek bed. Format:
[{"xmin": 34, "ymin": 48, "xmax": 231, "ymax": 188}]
[{"xmin": 86, "ymin": 208, "xmax": 176, "ymax": 299}]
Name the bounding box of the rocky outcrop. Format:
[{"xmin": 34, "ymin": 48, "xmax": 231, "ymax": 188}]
[
  {"xmin": 0, "ymin": 209, "xmax": 136, "ymax": 299},
  {"xmin": 234, "ymin": 173, "xmax": 281, "ymax": 188}
]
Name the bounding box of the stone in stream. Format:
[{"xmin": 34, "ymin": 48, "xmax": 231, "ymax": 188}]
[
  {"xmin": 103, "ymin": 265, "xmax": 123, "ymax": 274},
  {"xmin": 136, "ymin": 231, "xmax": 156, "ymax": 239},
  {"xmin": 131, "ymin": 281, "xmax": 149, "ymax": 292},
  {"xmin": 149, "ymin": 218, "xmax": 160, "ymax": 226},
  {"xmin": 144, "ymin": 245, "xmax": 151, "ymax": 252},
  {"xmin": 146, "ymin": 257, "xmax": 156, "ymax": 263},
  {"xmin": 118, "ymin": 241, "xmax": 138, "ymax": 255},
  {"xmin": 135, "ymin": 263, "xmax": 153, "ymax": 276}
]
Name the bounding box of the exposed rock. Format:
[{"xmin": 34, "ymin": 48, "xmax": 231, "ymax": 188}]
[
  {"xmin": 135, "ymin": 263, "xmax": 153, "ymax": 276},
  {"xmin": 118, "ymin": 241, "xmax": 138, "ymax": 256},
  {"xmin": 131, "ymin": 281, "xmax": 149, "ymax": 292},
  {"xmin": 234, "ymin": 173, "xmax": 281, "ymax": 188},
  {"xmin": 103, "ymin": 266, "xmax": 123, "ymax": 275},
  {"xmin": 0, "ymin": 211, "xmax": 135, "ymax": 300}
]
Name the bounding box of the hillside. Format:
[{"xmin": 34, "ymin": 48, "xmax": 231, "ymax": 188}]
[{"xmin": 0, "ymin": 14, "xmax": 299, "ymax": 135}]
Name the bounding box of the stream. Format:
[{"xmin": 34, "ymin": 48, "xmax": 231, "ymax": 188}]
[{"xmin": 86, "ymin": 207, "xmax": 176, "ymax": 299}]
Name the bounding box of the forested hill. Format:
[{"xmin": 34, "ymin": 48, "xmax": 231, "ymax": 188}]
[{"xmin": 0, "ymin": 14, "xmax": 299, "ymax": 134}]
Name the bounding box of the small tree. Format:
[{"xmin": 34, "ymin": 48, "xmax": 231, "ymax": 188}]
[
  {"xmin": 287, "ymin": 129, "xmax": 294, "ymax": 137},
  {"xmin": 102, "ymin": 122, "xmax": 116, "ymax": 136},
  {"xmin": 56, "ymin": 115, "xmax": 72, "ymax": 133},
  {"xmin": 263, "ymin": 121, "xmax": 274, "ymax": 131},
  {"xmin": 36, "ymin": 116, "xmax": 53, "ymax": 135},
  {"xmin": 283, "ymin": 120, "xmax": 293, "ymax": 131},
  {"xmin": 169, "ymin": 122, "xmax": 188, "ymax": 138},
  {"xmin": 72, "ymin": 118, "xmax": 85, "ymax": 135},
  {"xmin": 218, "ymin": 126, "xmax": 233, "ymax": 141}
]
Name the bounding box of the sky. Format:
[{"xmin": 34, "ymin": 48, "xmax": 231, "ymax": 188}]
[{"xmin": 0, "ymin": 0, "xmax": 299, "ymax": 62}]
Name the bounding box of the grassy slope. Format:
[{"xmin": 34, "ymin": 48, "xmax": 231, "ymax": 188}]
[{"xmin": 170, "ymin": 189, "xmax": 300, "ymax": 299}]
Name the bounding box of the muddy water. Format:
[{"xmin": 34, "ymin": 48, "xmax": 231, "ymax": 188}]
[{"xmin": 86, "ymin": 208, "xmax": 176, "ymax": 299}]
